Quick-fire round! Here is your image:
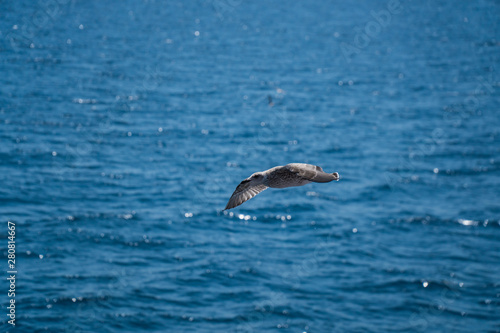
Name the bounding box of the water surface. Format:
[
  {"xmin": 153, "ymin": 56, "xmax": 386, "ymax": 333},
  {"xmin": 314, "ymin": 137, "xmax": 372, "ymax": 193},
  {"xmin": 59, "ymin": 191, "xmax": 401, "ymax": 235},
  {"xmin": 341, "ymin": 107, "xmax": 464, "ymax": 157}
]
[{"xmin": 1, "ymin": 0, "xmax": 499, "ymax": 332}]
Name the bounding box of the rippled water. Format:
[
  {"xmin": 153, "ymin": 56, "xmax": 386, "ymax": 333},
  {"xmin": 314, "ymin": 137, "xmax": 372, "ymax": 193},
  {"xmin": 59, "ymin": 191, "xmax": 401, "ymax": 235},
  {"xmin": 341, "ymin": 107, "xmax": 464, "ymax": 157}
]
[{"xmin": 1, "ymin": 0, "xmax": 499, "ymax": 332}]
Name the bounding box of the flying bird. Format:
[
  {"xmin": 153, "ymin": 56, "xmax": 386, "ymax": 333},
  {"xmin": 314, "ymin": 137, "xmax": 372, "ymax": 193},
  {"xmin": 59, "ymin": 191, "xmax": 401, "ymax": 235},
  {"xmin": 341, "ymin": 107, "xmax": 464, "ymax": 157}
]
[{"xmin": 225, "ymin": 163, "xmax": 340, "ymax": 210}]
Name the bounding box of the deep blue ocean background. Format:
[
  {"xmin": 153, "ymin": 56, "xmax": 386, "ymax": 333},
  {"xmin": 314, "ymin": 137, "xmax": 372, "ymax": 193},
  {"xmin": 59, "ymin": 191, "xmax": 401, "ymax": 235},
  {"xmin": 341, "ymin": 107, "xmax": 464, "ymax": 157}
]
[{"xmin": 1, "ymin": 0, "xmax": 499, "ymax": 332}]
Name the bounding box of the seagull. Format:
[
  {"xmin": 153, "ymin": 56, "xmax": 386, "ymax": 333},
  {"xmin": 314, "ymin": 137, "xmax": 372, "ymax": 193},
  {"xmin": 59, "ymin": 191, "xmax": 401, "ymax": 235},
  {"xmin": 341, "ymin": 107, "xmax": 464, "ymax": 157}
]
[{"xmin": 225, "ymin": 163, "xmax": 340, "ymax": 210}]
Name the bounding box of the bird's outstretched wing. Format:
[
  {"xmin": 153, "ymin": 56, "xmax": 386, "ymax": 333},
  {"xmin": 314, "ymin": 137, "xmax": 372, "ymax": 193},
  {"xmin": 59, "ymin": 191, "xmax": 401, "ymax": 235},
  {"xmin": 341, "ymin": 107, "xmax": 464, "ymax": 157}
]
[
  {"xmin": 225, "ymin": 179, "xmax": 268, "ymax": 210},
  {"xmin": 285, "ymin": 163, "xmax": 339, "ymax": 183}
]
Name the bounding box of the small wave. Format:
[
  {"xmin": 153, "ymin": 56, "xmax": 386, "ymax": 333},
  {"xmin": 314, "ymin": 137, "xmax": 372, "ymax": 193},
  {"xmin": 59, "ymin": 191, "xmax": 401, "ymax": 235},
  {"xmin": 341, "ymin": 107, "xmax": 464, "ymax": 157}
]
[
  {"xmin": 386, "ymin": 215, "xmax": 498, "ymax": 228},
  {"xmin": 72, "ymin": 98, "xmax": 98, "ymax": 104}
]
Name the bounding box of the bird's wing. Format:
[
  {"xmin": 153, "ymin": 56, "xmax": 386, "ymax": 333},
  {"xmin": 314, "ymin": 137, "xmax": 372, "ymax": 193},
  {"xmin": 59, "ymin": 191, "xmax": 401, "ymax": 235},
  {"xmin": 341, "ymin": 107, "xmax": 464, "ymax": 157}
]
[
  {"xmin": 225, "ymin": 179, "xmax": 268, "ymax": 210},
  {"xmin": 285, "ymin": 163, "xmax": 338, "ymax": 183}
]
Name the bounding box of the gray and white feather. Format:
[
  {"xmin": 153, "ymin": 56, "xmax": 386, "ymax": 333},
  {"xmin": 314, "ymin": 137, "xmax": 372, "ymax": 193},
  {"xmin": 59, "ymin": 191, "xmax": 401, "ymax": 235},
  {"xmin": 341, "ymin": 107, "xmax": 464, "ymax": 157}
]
[{"xmin": 225, "ymin": 163, "xmax": 340, "ymax": 210}]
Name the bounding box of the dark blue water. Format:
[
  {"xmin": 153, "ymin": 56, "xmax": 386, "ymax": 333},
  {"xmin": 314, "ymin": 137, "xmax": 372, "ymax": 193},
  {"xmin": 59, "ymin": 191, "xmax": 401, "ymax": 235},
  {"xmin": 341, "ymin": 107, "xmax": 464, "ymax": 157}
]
[{"xmin": 1, "ymin": 0, "xmax": 499, "ymax": 332}]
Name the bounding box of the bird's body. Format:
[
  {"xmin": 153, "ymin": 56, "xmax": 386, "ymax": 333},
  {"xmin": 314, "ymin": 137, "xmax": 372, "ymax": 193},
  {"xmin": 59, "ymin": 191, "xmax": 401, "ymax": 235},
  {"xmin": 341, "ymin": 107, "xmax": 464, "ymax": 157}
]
[
  {"xmin": 225, "ymin": 163, "xmax": 340, "ymax": 210},
  {"xmin": 265, "ymin": 165, "xmax": 312, "ymax": 188}
]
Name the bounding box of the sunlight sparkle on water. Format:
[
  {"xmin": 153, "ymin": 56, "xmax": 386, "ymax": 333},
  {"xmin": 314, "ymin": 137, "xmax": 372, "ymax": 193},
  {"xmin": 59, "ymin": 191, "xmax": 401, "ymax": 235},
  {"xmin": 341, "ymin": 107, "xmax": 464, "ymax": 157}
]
[{"xmin": 458, "ymin": 219, "xmax": 478, "ymax": 226}]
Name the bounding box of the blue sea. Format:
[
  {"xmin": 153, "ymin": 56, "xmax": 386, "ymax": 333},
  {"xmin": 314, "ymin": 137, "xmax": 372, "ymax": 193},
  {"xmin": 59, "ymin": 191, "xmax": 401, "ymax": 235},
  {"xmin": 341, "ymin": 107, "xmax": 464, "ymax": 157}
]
[{"xmin": 1, "ymin": 0, "xmax": 499, "ymax": 332}]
